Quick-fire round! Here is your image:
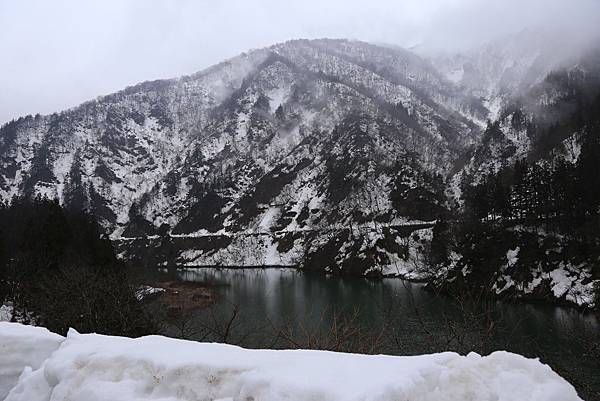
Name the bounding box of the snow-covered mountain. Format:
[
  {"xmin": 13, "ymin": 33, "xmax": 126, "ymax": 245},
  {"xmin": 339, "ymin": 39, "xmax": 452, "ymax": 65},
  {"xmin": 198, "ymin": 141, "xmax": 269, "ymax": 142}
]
[
  {"xmin": 434, "ymin": 44, "xmax": 600, "ymax": 308},
  {"xmin": 0, "ymin": 35, "xmax": 597, "ymax": 277},
  {"xmin": 0, "ymin": 39, "xmax": 482, "ymax": 273},
  {"xmin": 459, "ymin": 44, "xmax": 600, "ymax": 181},
  {"xmin": 423, "ymin": 29, "xmax": 596, "ymax": 120}
]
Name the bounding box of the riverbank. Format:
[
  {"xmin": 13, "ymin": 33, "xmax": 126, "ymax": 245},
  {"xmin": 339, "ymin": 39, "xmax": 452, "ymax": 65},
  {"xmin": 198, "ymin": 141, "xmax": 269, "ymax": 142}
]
[{"xmin": 137, "ymin": 263, "xmax": 599, "ymax": 312}]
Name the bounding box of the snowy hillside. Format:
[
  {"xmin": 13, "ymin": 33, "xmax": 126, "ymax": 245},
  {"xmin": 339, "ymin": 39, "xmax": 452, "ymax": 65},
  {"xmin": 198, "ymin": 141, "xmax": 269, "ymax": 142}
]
[
  {"xmin": 0, "ymin": 35, "xmax": 598, "ymax": 279},
  {"xmin": 431, "ymin": 44, "xmax": 600, "ymax": 308},
  {"xmin": 0, "ymin": 39, "xmax": 484, "ymax": 275},
  {"xmin": 424, "ymin": 29, "xmax": 593, "ymax": 120},
  {"xmin": 0, "ymin": 322, "xmax": 583, "ymax": 401}
]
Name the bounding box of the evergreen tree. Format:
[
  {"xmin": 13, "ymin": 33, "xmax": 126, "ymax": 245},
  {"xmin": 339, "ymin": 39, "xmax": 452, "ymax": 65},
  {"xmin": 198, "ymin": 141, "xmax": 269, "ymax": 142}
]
[
  {"xmin": 63, "ymin": 151, "xmax": 88, "ymax": 212},
  {"xmin": 577, "ymin": 128, "xmax": 600, "ymax": 216},
  {"xmin": 0, "ymin": 198, "xmax": 155, "ymax": 336}
]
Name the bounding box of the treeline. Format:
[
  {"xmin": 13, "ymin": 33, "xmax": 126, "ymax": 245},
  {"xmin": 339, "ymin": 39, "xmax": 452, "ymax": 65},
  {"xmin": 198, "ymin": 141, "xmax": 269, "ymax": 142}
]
[
  {"xmin": 462, "ymin": 79, "xmax": 600, "ymax": 232},
  {"xmin": 462, "ymin": 129, "xmax": 600, "ymax": 230},
  {"xmin": 0, "ymin": 197, "xmax": 155, "ymax": 336}
]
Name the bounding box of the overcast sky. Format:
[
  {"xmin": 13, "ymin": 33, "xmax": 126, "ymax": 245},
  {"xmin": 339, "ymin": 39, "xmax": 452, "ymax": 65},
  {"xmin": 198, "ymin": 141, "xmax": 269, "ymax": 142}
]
[{"xmin": 1, "ymin": 0, "xmax": 600, "ymax": 124}]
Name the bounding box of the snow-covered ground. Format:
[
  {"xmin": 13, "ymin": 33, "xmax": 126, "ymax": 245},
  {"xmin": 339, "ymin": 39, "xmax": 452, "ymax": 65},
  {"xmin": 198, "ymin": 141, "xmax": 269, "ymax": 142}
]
[
  {"xmin": 0, "ymin": 304, "xmax": 12, "ymax": 322},
  {"xmin": 0, "ymin": 323, "xmax": 63, "ymax": 400},
  {"xmin": 0, "ymin": 322, "xmax": 582, "ymax": 401},
  {"xmin": 135, "ymin": 285, "xmax": 167, "ymax": 301}
]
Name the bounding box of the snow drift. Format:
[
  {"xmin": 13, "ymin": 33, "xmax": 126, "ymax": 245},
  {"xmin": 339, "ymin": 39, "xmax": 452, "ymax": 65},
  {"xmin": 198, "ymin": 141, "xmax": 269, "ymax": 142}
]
[
  {"xmin": 0, "ymin": 322, "xmax": 582, "ymax": 401},
  {"xmin": 0, "ymin": 323, "xmax": 63, "ymax": 400}
]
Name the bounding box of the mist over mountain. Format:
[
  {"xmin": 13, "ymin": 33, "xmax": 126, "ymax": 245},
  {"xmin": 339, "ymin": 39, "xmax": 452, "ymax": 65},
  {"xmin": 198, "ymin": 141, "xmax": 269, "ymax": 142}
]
[{"xmin": 4, "ymin": 0, "xmax": 600, "ymax": 124}]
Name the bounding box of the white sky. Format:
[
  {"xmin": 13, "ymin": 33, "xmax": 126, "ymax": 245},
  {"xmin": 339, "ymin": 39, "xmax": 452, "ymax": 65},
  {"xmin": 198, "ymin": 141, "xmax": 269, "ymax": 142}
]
[{"xmin": 1, "ymin": 0, "xmax": 599, "ymax": 124}]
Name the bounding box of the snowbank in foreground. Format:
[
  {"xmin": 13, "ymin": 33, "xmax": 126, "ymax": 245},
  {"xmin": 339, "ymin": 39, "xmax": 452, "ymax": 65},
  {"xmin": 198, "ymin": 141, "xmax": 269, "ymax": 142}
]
[
  {"xmin": 0, "ymin": 323, "xmax": 582, "ymax": 401},
  {"xmin": 0, "ymin": 323, "xmax": 63, "ymax": 399}
]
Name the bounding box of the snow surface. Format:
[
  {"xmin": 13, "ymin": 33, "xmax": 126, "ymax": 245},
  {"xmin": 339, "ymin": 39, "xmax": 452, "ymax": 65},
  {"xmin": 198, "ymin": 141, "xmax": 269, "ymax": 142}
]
[
  {"xmin": 0, "ymin": 304, "xmax": 12, "ymax": 322},
  {"xmin": 0, "ymin": 323, "xmax": 63, "ymax": 400},
  {"xmin": 490, "ymin": 247, "xmax": 597, "ymax": 307},
  {"xmin": 1, "ymin": 322, "xmax": 582, "ymax": 401},
  {"xmin": 135, "ymin": 285, "xmax": 167, "ymax": 301}
]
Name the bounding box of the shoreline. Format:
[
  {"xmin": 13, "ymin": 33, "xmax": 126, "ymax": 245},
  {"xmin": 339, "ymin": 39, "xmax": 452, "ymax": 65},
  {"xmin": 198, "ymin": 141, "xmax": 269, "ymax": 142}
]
[{"xmin": 135, "ymin": 264, "xmax": 599, "ymax": 313}]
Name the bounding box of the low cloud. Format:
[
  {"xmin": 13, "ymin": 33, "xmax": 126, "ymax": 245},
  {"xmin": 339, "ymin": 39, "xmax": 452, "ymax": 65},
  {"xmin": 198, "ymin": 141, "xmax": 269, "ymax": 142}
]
[{"xmin": 1, "ymin": 0, "xmax": 599, "ymax": 123}]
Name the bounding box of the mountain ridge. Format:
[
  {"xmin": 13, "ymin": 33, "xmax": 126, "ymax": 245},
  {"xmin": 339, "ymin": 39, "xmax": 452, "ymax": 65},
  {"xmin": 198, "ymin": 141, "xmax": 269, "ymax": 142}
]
[{"xmin": 0, "ymin": 36, "xmax": 598, "ymax": 292}]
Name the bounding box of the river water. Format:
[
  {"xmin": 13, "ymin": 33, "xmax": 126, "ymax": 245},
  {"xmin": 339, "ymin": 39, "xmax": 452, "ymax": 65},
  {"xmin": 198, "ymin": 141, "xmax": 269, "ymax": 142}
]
[{"xmin": 141, "ymin": 267, "xmax": 599, "ymax": 399}]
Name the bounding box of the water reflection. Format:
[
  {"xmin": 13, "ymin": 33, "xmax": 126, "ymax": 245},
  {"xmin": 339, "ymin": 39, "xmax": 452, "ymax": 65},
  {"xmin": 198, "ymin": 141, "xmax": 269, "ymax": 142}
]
[{"xmin": 166, "ymin": 267, "xmax": 597, "ymax": 347}]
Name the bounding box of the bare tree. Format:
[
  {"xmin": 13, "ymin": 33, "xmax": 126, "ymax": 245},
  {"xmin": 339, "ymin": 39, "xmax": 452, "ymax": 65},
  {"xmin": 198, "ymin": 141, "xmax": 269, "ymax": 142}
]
[{"xmin": 269, "ymin": 306, "xmax": 387, "ymax": 354}]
